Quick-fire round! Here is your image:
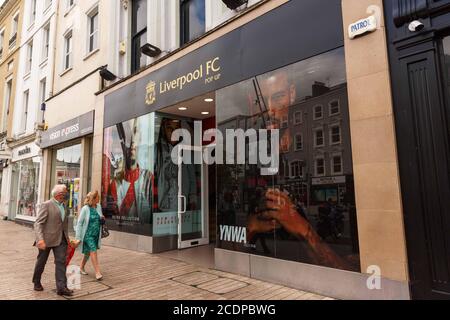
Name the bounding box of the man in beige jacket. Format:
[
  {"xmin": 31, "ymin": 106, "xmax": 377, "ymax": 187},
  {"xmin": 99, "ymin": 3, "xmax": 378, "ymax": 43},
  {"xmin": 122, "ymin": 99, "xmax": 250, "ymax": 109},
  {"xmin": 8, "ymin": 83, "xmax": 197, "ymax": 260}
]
[{"xmin": 32, "ymin": 185, "xmax": 73, "ymax": 296}]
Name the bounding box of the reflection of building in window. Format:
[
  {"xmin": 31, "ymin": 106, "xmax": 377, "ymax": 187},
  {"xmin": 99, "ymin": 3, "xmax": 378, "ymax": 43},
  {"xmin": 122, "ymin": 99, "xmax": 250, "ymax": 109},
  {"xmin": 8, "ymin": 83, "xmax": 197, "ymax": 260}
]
[
  {"xmin": 315, "ymin": 157, "xmax": 325, "ymax": 177},
  {"xmin": 331, "ymin": 154, "xmax": 343, "ymax": 175},
  {"xmin": 290, "ymin": 160, "xmax": 303, "ymax": 178},
  {"xmin": 329, "ymin": 99, "xmax": 340, "ymax": 116},
  {"xmin": 313, "ymin": 105, "xmax": 323, "ymax": 120},
  {"xmin": 295, "ymin": 133, "xmax": 303, "ymax": 151},
  {"xmin": 330, "ymin": 124, "xmax": 341, "ymax": 145},
  {"xmin": 294, "ymin": 111, "xmax": 303, "ymax": 125},
  {"xmin": 314, "ymin": 128, "xmax": 325, "ymax": 148}
]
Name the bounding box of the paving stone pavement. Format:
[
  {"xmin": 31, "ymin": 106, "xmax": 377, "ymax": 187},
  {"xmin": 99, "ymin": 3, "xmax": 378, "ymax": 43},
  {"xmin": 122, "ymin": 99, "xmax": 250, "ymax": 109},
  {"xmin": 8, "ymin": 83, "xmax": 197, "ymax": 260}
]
[{"xmin": 0, "ymin": 220, "xmax": 333, "ymax": 300}]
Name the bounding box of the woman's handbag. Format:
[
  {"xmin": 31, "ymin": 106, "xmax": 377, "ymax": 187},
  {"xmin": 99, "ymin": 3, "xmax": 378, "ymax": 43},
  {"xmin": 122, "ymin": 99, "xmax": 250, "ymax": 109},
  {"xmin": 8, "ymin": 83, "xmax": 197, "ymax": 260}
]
[{"xmin": 101, "ymin": 223, "xmax": 110, "ymax": 239}]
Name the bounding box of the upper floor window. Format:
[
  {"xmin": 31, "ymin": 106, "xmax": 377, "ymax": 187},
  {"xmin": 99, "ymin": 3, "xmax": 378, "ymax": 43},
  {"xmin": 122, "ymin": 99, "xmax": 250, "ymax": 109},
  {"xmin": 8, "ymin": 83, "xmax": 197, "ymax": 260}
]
[
  {"xmin": 63, "ymin": 31, "xmax": 73, "ymax": 71},
  {"xmin": 66, "ymin": 0, "xmax": 75, "ymax": 12},
  {"xmin": 41, "ymin": 24, "xmax": 50, "ymax": 62},
  {"xmin": 180, "ymin": 0, "xmax": 205, "ymax": 46},
  {"xmin": 314, "ymin": 128, "xmax": 325, "ymax": 148},
  {"xmin": 0, "ymin": 29, "xmax": 4, "ymax": 60},
  {"xmin": 131, "ymin": 0, "xmax": 147, "ymax": 73},
  {"xmin": 290, "ymin": 161, "xmax": 303, "ymax": 178},
  {"xmin": 25, "ymin": 41, "xmax": 33, "ymax": 74},
  {"xmin": 44, "ymin": 0, "xmax": 52, "ymax": 12},
  {"xmin": 30, "ymin": 0, "xmax": 37, "ymax": 26},
  {"xmin": 87, "ymin": 8, "xmax": 99, "ymax": 53},
  {"xmin": 10, "ymin": 13, "xmax": 19, "ymax": 47}
]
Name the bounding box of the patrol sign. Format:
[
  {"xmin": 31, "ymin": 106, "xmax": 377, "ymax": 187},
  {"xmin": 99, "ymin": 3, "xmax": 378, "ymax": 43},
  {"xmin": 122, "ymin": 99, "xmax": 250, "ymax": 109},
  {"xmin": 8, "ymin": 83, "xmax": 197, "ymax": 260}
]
[{"xmin": 349, "ymin": 15, "xmax": 377, "ymax": 39}]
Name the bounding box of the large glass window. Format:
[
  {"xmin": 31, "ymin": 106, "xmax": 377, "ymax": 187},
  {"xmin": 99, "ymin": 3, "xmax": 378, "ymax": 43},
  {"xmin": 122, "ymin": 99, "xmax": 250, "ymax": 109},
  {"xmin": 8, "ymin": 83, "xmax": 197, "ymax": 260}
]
[
  {"xmin": 131, "ymin": 0, "xmax": 147, "ymax": 73},
  {"xmin": 102, "ymin": 113, "xmax": 199, "ymax": 237},
  {"xmin": 16, "ymin": 157, "xmax": 40, "ymax": 218},
  {"xmin": 51, "ymin": 143, "xmax": 81, "ymax": 216},
  {"xmin": 180, "ymin": 0, "xmax": 205, "ymax": 46},
  {"xmin": 216, "ymin": 47, "xmax": 360, "ymax": 272}
]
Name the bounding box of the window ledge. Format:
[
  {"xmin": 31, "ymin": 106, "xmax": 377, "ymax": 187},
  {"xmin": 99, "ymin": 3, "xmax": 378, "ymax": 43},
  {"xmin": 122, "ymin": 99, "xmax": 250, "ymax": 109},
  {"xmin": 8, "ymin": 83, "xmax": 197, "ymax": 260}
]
[
  {"xmin": 83, "ymin": 48, "xmax": 99, "ymax": 61},
  {"xmin": 39, "ymin": 58, "xmax": 48, "ymax": 69},
  {"xmin": 60, "ymin": 67, "xmax": 73, "ymax": 77},
  {"xmin": 27, "ymin": 22, "xmax": 35, "ymax": 32},
  {"xmin": 64, "ymin": 5, "xmax": 76, "ymax": 17},
  {"xmin": 43, "ymin": 5, "xmax": 52, "ymax": 16}
]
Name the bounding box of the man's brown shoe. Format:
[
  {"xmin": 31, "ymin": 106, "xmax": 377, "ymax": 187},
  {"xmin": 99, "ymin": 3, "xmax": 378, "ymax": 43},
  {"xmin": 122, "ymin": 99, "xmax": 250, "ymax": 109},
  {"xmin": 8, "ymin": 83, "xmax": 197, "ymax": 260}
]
[{"xmin": 34, "ymin": 283, "xmax": 44, "ymax": 292}]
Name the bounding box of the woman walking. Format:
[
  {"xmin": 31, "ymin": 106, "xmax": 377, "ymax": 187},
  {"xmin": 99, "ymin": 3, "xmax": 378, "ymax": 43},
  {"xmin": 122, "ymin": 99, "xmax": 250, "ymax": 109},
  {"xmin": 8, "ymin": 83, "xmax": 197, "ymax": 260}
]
[{"xmin": 75, "ymin": 191, "xmax": 104, "ymax": 280}]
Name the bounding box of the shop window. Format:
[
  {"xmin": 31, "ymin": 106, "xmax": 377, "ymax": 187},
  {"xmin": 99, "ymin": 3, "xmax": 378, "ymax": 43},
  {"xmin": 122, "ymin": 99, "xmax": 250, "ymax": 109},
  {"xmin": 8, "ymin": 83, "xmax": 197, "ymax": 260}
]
[
  {"xmin": 51, "ymin": 144, "xmax": 82, "ymax": 217},
  {"xmin": 216, "ymin": 47, "xmax": 360, "ymax": 272},
  {"xmin": 16, "ymin": 157, "xmax": 40, "ymax": 218},
  {"xmin": 131, "ymin": 0, "xmax": 147, "ymax": 73},
  {"xmin": 180, "ymin": 0, "xmax": 205, "ymax": 46}
]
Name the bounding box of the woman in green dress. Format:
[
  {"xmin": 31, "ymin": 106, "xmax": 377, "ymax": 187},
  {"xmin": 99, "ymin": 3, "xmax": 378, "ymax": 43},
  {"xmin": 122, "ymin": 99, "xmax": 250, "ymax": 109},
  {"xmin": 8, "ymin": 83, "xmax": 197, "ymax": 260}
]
[{"xmin": 75, "ymin": 191, "xmax": 105, "ymax": 280}]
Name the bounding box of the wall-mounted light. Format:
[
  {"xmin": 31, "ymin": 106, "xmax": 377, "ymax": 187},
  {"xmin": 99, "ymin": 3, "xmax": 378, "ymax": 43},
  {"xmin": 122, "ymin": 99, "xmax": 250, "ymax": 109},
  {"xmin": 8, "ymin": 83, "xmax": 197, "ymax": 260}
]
[
  {"xmin": 222, "ymin": 0, "xmax": 248, "ymax": 10},
  {"xmin": 99, "ymin": 67, "xmax": 118, "ymax": 81},
  {"xmin": 141, "ymin": 43, "xmax": 162, "ymax": 58}
]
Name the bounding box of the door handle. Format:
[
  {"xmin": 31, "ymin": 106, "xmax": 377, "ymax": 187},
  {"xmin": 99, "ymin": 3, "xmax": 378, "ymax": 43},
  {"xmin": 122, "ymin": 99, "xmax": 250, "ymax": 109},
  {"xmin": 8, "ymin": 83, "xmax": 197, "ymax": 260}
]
[{"xmin": 179, "ymin": 195, "xmax": 187, "ymax": 214}]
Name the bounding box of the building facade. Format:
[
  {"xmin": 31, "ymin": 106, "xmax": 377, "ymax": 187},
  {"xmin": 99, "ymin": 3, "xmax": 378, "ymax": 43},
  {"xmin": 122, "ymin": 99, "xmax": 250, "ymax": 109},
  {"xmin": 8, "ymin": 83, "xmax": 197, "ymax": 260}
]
[
  {"xmin": 38, "ymin": 0, "xmax": 118, "ymax": 220},
  {"xmin": 0, "ymin": 0, "xmax": 447, "ymax": 300},
  {"xmin": 5, "ymin": 0, "xmax": 58, "ymax": 223},
  {"xmin": 0, "ymin": 0, "xmax": 24, "ymax": 220},
  {"xmin": 83, "ymin": 0, "xmax": 411, "ymax": 300}
]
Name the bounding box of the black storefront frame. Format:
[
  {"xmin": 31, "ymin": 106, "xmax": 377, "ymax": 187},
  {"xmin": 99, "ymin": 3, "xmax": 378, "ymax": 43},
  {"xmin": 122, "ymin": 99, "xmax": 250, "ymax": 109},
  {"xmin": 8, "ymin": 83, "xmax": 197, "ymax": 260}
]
[{"xmin": 385, "ymin": 0, "xmax": 450, "ymax": 299}]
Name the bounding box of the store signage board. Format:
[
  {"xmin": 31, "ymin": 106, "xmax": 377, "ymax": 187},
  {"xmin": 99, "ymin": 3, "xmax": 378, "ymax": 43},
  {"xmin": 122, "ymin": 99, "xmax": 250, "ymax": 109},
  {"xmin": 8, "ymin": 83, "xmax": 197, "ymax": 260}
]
[
  {"xmin": 40, "ymin": 111, "xmax": 95, "ymax": 148},
  {"xmin": 104, "ymin": 0, "xmax": 345, "ymax": 128},
  {"xmin": 312, "ymin": 176, "xmax": 346, "ymax": 186},
  {"xmin": 12, "ymin": 142, "xmax": 40, "ymax": 162},
  {"xmin": 348, "ymin": 15, "xmax": 377, "ymax": 39}
]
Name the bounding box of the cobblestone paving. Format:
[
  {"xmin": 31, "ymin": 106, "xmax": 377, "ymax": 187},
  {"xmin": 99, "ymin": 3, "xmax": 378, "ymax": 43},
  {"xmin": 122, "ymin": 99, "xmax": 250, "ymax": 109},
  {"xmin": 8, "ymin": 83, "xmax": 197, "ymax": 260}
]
[{"xmin": 0, "ymin": 220, "xmax": 332, "ymax": 300}]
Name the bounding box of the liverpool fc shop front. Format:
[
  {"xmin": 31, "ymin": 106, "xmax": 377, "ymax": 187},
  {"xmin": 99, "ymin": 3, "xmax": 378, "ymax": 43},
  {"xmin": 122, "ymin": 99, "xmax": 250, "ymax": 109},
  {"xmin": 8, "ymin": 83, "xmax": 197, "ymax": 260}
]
[{"xmin": 98, "ymin": 0, "xmax": 410, "ymax": 299}]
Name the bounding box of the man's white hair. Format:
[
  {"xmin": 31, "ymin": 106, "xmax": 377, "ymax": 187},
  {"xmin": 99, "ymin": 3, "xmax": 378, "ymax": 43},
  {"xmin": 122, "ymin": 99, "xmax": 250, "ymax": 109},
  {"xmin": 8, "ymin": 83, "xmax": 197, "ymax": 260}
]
[{"xmin": 51, "ymin": 185, "xmax": 67, "ymax": 197}]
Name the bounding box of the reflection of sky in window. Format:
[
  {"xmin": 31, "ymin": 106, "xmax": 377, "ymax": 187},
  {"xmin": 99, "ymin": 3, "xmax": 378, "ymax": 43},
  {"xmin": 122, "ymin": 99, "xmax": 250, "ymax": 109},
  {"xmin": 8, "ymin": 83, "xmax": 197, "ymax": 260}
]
[
  {"xmin": 188, "ymin": 0, "xmax": 205, "ymax": 41},
  {"xmin": 217, "ymin": 48, "xmax": 347, "ymax": 122}
]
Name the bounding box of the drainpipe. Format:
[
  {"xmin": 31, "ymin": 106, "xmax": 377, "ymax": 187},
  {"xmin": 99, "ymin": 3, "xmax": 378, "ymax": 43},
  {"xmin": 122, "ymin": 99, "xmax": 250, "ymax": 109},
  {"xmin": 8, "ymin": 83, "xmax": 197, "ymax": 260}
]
[{"xmin": 49, "ymin": 0, "xmax": 61, "ymax": 99}]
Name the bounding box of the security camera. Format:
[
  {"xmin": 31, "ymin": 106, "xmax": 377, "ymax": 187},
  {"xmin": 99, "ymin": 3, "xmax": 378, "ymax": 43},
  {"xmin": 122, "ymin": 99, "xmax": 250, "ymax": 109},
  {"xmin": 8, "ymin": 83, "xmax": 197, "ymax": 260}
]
[{"xmin": 408, "ymin": 20, "xmax": 424, "ymax": 32}]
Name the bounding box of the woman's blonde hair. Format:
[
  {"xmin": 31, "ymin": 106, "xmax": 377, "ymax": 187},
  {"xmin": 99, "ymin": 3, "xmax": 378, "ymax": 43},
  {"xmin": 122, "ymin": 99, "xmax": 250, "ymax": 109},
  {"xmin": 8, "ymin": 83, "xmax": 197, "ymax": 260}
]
[{"xmin": 84, "ymin": 191, "xmax": 99, "ymax": 207}]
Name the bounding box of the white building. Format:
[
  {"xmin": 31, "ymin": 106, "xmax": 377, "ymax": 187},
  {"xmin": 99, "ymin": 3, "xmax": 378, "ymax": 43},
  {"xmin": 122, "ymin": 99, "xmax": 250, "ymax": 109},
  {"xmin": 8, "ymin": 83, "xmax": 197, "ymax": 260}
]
[
  {"xmin": 7, "ymin": 0, "xmax": 58, "ymax": 222},
  {"xmin": 38, "ymin": 0, "xmax": 117, "ymax": 217}
]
